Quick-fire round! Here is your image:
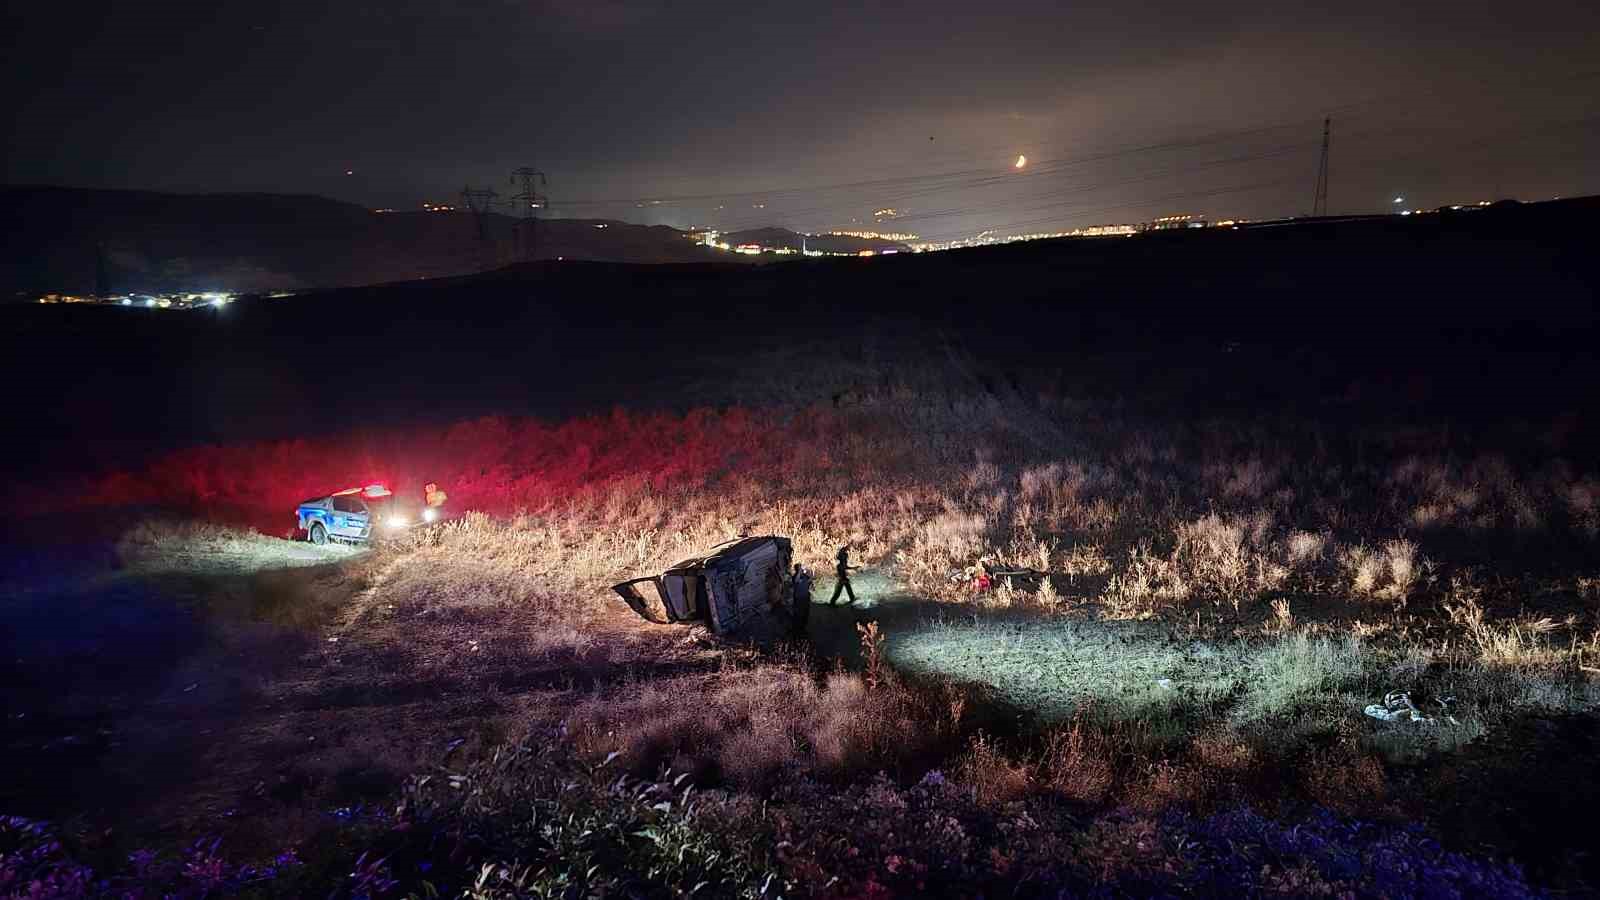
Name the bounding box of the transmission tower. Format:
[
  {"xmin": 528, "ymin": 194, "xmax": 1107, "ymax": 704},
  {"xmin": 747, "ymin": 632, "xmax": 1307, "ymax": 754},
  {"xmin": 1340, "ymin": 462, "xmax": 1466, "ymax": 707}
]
[
  {"xmin": 1312, "ymin": 117, "xmax": 1331, "ymax": 217},
  {"xmin": 509, "ymin": 167, "xmax": 548, "ymax": 262},
  {"xmin": 460, "ymin": 185, "xmax": 499, "ymax": 242},
  {"xmin": 460, "ymin": 185, "xmax": 501, "ymax": 270}
]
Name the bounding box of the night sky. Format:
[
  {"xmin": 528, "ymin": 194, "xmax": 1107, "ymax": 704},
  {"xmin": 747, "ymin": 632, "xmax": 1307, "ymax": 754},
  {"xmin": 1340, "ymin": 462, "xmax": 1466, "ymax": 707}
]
[{"xmin": 5, "ymin": 1, "xmax": 1599, "ymax": 239}]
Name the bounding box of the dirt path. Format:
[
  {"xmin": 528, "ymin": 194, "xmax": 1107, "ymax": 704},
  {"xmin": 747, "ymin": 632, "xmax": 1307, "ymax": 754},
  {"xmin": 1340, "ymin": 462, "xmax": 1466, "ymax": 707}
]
[{"xmin": 0, "ymin": 528, "xmax": 727, "ymax": 854}]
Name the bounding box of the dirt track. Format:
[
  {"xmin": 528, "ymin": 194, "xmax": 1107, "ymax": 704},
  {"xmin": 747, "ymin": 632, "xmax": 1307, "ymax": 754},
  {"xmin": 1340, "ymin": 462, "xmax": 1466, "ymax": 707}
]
[{"xmin": 1, "ymin": 528, "xmax": 751, "ymax": 851}]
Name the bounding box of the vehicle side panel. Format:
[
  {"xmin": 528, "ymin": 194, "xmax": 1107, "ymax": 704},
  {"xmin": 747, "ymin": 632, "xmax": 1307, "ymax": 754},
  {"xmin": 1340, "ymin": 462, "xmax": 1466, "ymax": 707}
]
[{"xmin": 297, "ymin": 497, "xmax": 371, "ymax": 541}]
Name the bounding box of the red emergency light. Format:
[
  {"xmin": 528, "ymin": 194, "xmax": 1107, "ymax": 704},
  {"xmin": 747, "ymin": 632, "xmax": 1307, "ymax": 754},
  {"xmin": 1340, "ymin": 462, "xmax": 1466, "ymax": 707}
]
[{"xmin": 333, "ymin": 483, "xmax": 392, "ymax": 498}]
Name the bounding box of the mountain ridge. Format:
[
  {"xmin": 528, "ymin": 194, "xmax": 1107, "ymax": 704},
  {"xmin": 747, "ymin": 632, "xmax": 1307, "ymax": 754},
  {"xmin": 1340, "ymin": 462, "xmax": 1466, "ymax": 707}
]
[{"xmin": 0, "ymin": 185, "xmax": 743, "ymax": 297}]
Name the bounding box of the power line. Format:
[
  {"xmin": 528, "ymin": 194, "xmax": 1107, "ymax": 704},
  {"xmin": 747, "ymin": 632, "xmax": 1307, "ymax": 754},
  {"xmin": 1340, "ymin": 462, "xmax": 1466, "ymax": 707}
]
[
  {"xmin": 535, "ymin": 65, "xmax": 1600, "ymax": 224},
  {"xmin": 449, "ymin": 71, "xmax": 1600, "ymax": 245},
  {"xmin": 704, "ymin": 112, "xmax": 1599, "ymax": 237},
  {"xmin": 914, "ymin": 113, "xmax": 1600, "ymax": 239},
  {"xmin": 1312, "ymin": 117, "xmax": 1331, "ymax": 217},
  {"xmin": 704, "ymin": 137, "xmax": 1320, "ymax": 234},
  {"xmin": 547, "ymin": 112, "xmax": 1409, "ymax": 237},
  {"xmin": 922, "ymin": 177, "xmax": 1303, "ymax": 240},
  {"xmin": 551, "ymin": 115, "xmax": 1336, "ymax": 209}
]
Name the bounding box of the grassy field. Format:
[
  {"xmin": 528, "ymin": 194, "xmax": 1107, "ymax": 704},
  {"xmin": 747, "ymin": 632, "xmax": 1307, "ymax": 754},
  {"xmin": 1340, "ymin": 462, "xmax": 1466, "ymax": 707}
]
[{"xmin": 5, "ymin": 349, "xmax": 1600, "ymax": 897}]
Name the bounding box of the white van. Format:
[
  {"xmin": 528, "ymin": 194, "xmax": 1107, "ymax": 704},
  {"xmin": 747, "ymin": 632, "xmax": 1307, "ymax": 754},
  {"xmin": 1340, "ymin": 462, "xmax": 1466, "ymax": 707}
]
[{"xmin": 612, "ymin": 535, "xmax": 793, "ymax": 635}]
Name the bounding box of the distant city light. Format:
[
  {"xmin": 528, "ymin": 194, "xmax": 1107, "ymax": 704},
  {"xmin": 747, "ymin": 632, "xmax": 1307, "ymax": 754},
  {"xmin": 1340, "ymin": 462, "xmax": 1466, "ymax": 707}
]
[
  {"xmin": 826, "ymin": 229, "xmax": 920, "ymax": 242},
  {"xmin": 1393, "ymin": 196, "xmax": 1404, "ymax": 204},
  {"xmin": 34, "ymin": 291, "xmax": 238, "ymax": 310}
]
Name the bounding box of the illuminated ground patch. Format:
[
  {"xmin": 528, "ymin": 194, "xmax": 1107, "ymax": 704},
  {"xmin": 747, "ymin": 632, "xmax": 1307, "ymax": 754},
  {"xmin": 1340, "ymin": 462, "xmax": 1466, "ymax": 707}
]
[
  {"xmin": 816, "ymin": 568, "xmax": 904, "ymax": 611},
  {"xmin": 117, "ymin": 522, "xmax": 365, "ymax": 577},
  {"xmin": 886, "ymin": 616, "xmax": 1368, "ymax": 728}
]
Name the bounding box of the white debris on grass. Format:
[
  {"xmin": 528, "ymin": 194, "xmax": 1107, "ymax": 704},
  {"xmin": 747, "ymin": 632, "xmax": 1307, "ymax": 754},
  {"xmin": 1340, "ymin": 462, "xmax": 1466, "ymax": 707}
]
[{"xmin": 1363, "ymin": 689, "xmax": 1460, "ymax": 725}]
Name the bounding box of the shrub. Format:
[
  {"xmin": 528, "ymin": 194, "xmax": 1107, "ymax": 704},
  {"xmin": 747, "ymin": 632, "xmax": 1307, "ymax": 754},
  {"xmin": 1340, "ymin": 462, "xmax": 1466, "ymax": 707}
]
[
  {"xmin": 564, "ymin": 664, "xmax": 940, "ymax": 789},
  {"xmin": 1230, "ymin": 633, "xmax": 1366, "ymax": 725},
  {"xmin": 1038, "ymin": 717, "xmax": 1118, "ymax": 805},
  {"xmin": 0, "ymin": 816, "xmax": 304, "ymax": 898}
]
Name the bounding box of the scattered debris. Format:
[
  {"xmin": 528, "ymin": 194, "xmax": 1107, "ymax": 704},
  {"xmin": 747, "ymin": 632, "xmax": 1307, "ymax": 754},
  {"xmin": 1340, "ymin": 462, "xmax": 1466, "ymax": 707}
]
[
  {"xmin": 949, "ymin": 559, "xmax": 1049, "ymax": 590},
  {"xmin": 1363, "ymin": 690, "xmax": 1459, "ymax": 725}
]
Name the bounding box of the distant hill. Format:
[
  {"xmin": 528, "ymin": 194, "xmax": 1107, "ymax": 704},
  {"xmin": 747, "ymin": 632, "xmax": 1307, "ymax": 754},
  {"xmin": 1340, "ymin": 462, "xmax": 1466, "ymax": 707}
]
[
  {"xmin": 0, "ymin": 186, "xmax": 738, "ymax": 297},
  {"xmin": 718, "ymin": 227, "xmax": 911, "ymax": 255},
  {"xmin": 3, "ymin": 194, "xmax": 1598, "ymax": 479}
]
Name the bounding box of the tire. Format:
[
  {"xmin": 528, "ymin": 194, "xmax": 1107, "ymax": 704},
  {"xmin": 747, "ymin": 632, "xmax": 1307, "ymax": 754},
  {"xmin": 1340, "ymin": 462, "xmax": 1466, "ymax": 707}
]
[{"xmin": 309, "ymin": 522, "xmax": 328, "ymax": 546}]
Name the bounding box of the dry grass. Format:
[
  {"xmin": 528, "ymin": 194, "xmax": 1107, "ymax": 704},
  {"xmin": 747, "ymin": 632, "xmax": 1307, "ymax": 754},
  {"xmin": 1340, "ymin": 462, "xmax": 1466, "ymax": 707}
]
[
  {"xmin": 238, "ymin": 393, "xmax": 1596, "ymax": 819},
  {"xmin": 956, "ymin": 732, "xmax": 1033, "ymax": 804},
  {"xmin": 565, "ymin": 666, "xmax": 947, "ymax": 788},
  {"xmin": 1038, "ymin": 716, "xmax": 1118, "ymax": 804},
  {"xmin": 39, "ymin": 375, "xmax": 1600, "ymax": 891},
  {"xmin": 1444, "ymin": 592, "xmax": 1566, "ymax": 668},
  {"xmin": 82, "ymin": 385, "xmax": 1600, "ymax": 643}
]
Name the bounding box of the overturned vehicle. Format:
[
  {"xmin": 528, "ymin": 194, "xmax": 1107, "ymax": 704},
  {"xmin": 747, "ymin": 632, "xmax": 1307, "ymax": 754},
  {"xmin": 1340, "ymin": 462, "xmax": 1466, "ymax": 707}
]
[{"xmin": 612, "ymin": 535, "xmax": 793, "ymax": 635}]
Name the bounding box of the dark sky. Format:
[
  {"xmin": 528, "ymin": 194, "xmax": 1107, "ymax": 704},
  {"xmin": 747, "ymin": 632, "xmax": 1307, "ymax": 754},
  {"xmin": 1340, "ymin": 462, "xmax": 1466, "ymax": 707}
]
[{"xmin": 5, "ymin": 0, "xmax": 1599, "ymax": 239}]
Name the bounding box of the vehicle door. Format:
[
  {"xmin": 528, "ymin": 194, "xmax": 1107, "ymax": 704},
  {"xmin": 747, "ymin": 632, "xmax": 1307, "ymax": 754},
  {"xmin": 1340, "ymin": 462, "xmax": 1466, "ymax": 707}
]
[
  {"xmin": 329, "ymin": 495, "xmax": 370, "ymax": 538},
  {"xmin": 612, "ymin": 577, "xmax": 674, "ymax": 624}
]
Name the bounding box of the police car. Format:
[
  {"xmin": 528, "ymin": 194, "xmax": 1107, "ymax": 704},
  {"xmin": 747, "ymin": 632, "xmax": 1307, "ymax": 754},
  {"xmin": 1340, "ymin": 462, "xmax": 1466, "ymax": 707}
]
[{"xmin": 295, "ymin": 483, "xmax": 444, "ymax": 545}]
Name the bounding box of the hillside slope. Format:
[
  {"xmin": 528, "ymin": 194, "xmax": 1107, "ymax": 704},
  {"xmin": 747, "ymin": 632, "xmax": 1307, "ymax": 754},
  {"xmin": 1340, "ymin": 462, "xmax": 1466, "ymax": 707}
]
[
  {"xmin": 2, "ymin": 194, "xmax": 1597, "ymax": 481},
  {"xmin": 0, "ymin": 186, "xmax": 736, "ymax": 296}
]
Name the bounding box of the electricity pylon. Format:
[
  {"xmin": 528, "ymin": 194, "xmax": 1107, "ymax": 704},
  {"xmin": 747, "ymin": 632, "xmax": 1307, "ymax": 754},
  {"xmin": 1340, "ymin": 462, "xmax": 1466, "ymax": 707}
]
[{"xmin": 509, "ymin": 167, "xmax": 548, "ymax": 262}]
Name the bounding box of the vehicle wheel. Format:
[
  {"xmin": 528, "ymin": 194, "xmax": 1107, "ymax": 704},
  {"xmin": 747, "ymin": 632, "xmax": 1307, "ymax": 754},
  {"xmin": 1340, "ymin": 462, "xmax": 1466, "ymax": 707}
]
[{"xmin": 310, "ymin": 523, "xmax": 328, "ymax": 546}]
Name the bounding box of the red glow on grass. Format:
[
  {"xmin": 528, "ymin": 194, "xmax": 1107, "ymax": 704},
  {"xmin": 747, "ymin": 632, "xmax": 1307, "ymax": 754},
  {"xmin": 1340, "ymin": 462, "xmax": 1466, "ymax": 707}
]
[{"xmin": 34, "ymin": 407, "xmax": 847, "ymax": 535}]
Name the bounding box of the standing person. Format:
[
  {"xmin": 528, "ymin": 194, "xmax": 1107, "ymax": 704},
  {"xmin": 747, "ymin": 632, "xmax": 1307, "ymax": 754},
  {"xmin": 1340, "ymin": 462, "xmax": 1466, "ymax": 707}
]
[
  {"xmin": 424, "ymin": 482, "xmax": 447, "ymax": 508},
  {"xmin": 830, "ymin": 546, "xmax": 858, "ymax": 606},
  {"xmin": 790, "ymin": 563, "xmax": 813, "ymax": 636},
  {"xmin": 421, "ymin": 481, "xmax": 448, "ymax": 523}
]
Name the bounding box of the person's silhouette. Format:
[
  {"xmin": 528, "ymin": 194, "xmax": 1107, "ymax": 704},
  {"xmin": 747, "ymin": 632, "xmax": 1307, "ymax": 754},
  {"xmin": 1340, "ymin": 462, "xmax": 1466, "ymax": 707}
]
[
  {"xmin": 790, "ymin": 563, "xmax": 813, "ymax": 635},
  {"xmin": 829, "ymin": 546, "xmax": 858, "ymax": 606}
]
